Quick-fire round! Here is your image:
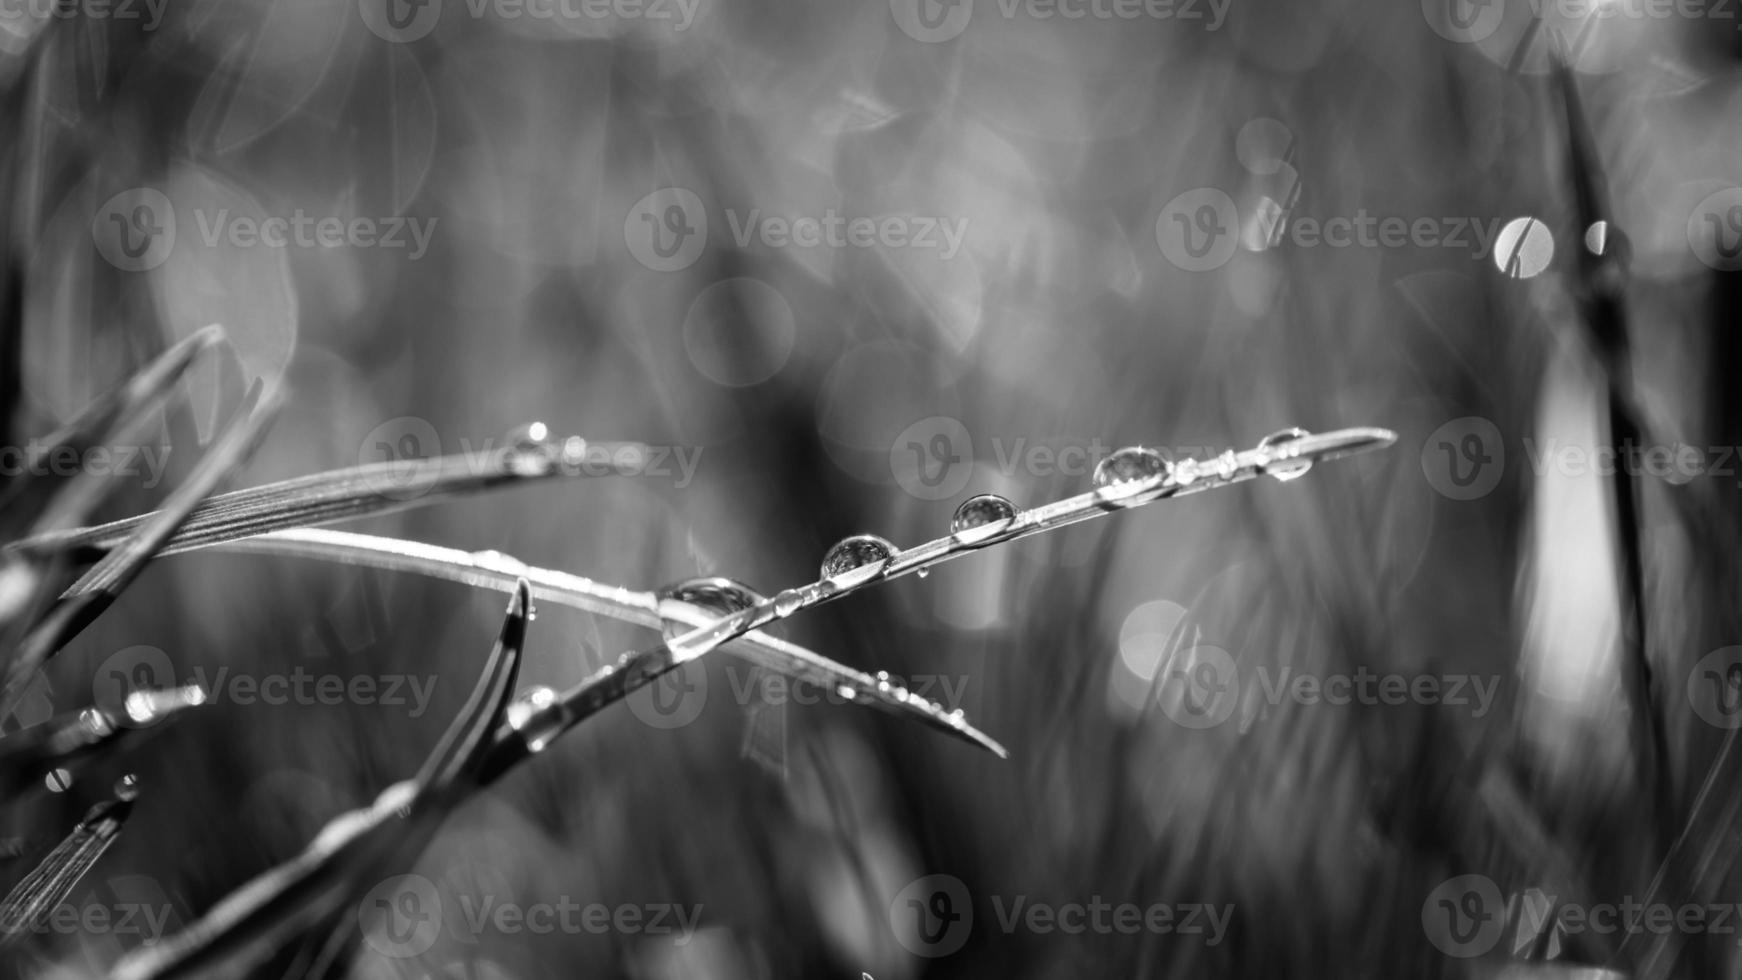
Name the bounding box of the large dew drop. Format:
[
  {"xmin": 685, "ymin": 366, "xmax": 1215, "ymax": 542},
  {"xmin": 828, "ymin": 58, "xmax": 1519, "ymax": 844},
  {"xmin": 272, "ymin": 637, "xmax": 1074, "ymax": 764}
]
[
  {"xmin": 1092, "ymin": 446, "xmax": 1170, "ymax": 488},
  {"xmin": 1258, "ymin": 428, "xmax": 1313, "ymax": 482},
  {"xmin": 820, "ymin": 534, "xmax": 898, "ymax": 579},
  {"xmin": 951, "ymin": 493, "xmax": 1018, "ymax": 534},
  {"xmin": 655, "ymin": 577, "xmax": 766, "ymax": 641}
]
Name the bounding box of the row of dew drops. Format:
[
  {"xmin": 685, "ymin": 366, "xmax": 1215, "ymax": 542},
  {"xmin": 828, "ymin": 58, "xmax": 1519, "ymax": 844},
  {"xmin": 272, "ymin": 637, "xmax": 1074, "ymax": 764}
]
[{"xmin": 494, "ymin": 425, "xmax": 1316, "ymax": 743}]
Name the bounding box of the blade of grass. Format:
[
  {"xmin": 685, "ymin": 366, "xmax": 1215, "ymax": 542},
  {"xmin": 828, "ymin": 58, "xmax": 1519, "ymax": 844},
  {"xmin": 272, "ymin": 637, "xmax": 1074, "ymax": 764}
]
[
  {"xmin": 650, "ymin": 428, "xmax": 1394, "ymax": 669},
  {"xmin": 0, "ymin": 777, "xmax": 137, "ymax": 948},
  {"xmin": 2, "ymin": 324, "xmax": 224, "ymax": 538},
  {"xmin": 107, "ymin": 584, "xmax": 530, "ymax": 980},
  {"xmin": 0, "ymin": 684, "xmax": 207, "ymax": 798},
  {"xmin": 1, "ymin": 382, "xmax": 280, "ymax": 721},
  {"xmin": 197, "ymin": 529, "xmax": 1006, "ymax": 755},
  {"xmin": 9, "ymin": 437, "xmax": 659, "ymax": 563}
]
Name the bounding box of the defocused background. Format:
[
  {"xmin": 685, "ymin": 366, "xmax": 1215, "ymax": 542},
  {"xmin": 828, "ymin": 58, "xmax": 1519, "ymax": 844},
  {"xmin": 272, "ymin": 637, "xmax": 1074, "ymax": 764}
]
[{"xmin": 4, "ymin": 0, "xmax": 1742, "ymax": 977}]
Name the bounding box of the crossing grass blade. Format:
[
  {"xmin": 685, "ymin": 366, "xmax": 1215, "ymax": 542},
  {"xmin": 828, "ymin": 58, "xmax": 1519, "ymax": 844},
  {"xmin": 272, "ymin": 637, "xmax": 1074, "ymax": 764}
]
[{"xmin": 107, "ymin": 582, "xmax": 530, "ymax": 980}]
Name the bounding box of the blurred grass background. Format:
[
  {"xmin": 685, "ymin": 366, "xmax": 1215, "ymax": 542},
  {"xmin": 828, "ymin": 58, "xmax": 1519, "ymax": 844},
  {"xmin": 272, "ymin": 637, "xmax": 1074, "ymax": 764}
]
[{"xmin": 4, "ymin": 0, "xmax": 1742, "ymax": 977}]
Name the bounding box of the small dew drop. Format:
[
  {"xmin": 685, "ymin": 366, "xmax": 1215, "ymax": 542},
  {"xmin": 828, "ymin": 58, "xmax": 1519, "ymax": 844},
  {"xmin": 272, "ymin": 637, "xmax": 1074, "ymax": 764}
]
[
  {"xmin": 820, "ymin": 534, "xmax": 898, "ymax": 579},
  {"xmin": 508, "ymin": 421, "xmax": 551, "ymax": 454},
  {"xmin": 114, "ymin": 774, "xmax": 139, "ymax": 801},
  {"xmin": 1092, "ymin": 447, "xmax": 1169, "ymax": 488},
  {"xmin": 773, "ymin": 589, "xmax": 805, "ymax": 618},
  {"xmin": 950, "ymin": 493, "xmax": 1018, "ymax": 535},
  {"xmin": 837, "ymin": 685, "xmax": 858, "ymax": 700},
  {"xmin": 916, "ymin": 567, "xmax": 930, "ymax": 579},
  {"xmin": 1257, "ymin": 428, "xmax": 1314, "ymax": 482},
  {"xmin": 506, "ymin": 686, "xmax": 562, "ymax": 753},
  {"xmin": 503, "ymin": 422, "xmax": 558, "ymax": 476}
]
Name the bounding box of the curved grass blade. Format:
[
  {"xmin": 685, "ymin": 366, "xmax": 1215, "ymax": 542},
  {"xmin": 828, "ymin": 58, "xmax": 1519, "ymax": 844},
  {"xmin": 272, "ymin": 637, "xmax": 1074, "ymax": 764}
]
[
  {"xmin": 193, "ymin": 529, "xmax": 1006, "ymax": 757},
  {"xmin": 3, "ymin": 324, "xmax": 224, "ymax": 538},
  {"xmin": 0, "ymin": 326, "xmax": 227, "ymax": 660},
  {"xmin": 108, "ymin": 583, "xmax": 530, "ymax": 980},
  {"xmin": 10, "ymin": 435, "xmax": 658, "ymax": 563},
  {"xmin": 0, "ymin": 684, "xmax": 206, "ymax": 798},
  {"xmin": 1, "ymin": 383, "xmax": 280, "ymax": 725},
  {"xmin": 0, "ymin": 776, "xmax": 137, "ymax": 948},
  {"xmin": 654, "ymin": 427, "xmax": 1395, "ymax": 668}
]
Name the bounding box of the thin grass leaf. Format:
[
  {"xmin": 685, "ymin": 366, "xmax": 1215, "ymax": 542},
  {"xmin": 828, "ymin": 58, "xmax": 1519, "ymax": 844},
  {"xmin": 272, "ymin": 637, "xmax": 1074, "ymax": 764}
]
[
  {"xmin": 0, "ymin": 326, "xmax": 227, "ymax": 656},
  {"xmin": 1620, "ymin": 729, "xmax": 1742, "ymax": 980},
  {"xmin": 2, "ymin": 324, "xmax": 224, "ymax": 538},
  {"xmin": 10, "ymin": 435, "xmax": 660, "ymax": 563},
  {"xmin": 1, "ymin": 382, "xmax": 281, "ymax": 721},
  {"xmin": 197, "ymin": 529, "xmax": 1007, "ymax": 756},
  {"xmin": 0, "ymin": 776, "xmax": 137, "ymax": 948},
  {"xmin": 108, "ymin": 583, "xmax": 530, "ymax": 980},
  {"xmin": 0, "ymin": 684, "xmax": 206, "ymax": 798},
  {"xmin": 653, "ymin": 427, "xmax": 1394, "ymax": 668}
]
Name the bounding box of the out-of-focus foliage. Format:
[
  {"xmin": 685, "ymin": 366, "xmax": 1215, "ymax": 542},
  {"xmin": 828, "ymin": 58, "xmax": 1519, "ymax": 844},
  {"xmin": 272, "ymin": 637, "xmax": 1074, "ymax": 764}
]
[{"xmin": 2, "ymin": 0, "xmax": 1740, "ymax": 978}]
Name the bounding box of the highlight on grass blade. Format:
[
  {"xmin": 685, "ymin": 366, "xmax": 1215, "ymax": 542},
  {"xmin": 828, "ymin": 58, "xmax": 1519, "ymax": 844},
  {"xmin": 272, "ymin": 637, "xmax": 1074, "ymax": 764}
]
[
  {"xmin": 652, "ymin": 427, "xmax": 1395, "ymax": 675},
  {"xmin": 4, "ymin": 324, "xmax": 224, "ymax": 540},
  {"xmin": 10, "ymin": 429, "xmax": 663, "ymax": 564},
  {"xmin": 198, "ymin": 530, "xmax": 1007, "ymax": 758},
  {"xmin": 0, "ymin": 684, "xmax": 206, "ymax": 798},
  {"xmin": 0, "ymin": 326, "xmax": 229, "ymax": 659},
  {"xmin": 0, "ymin": 382, "xmax": 282, "ymax": 722},
  {"xmin": 107, "ymin": 582, "xmax": 531, "ymax": 980},
  {"xmin": 0, "ymin": 775, "xmax": 139, "ymax": 949}
]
